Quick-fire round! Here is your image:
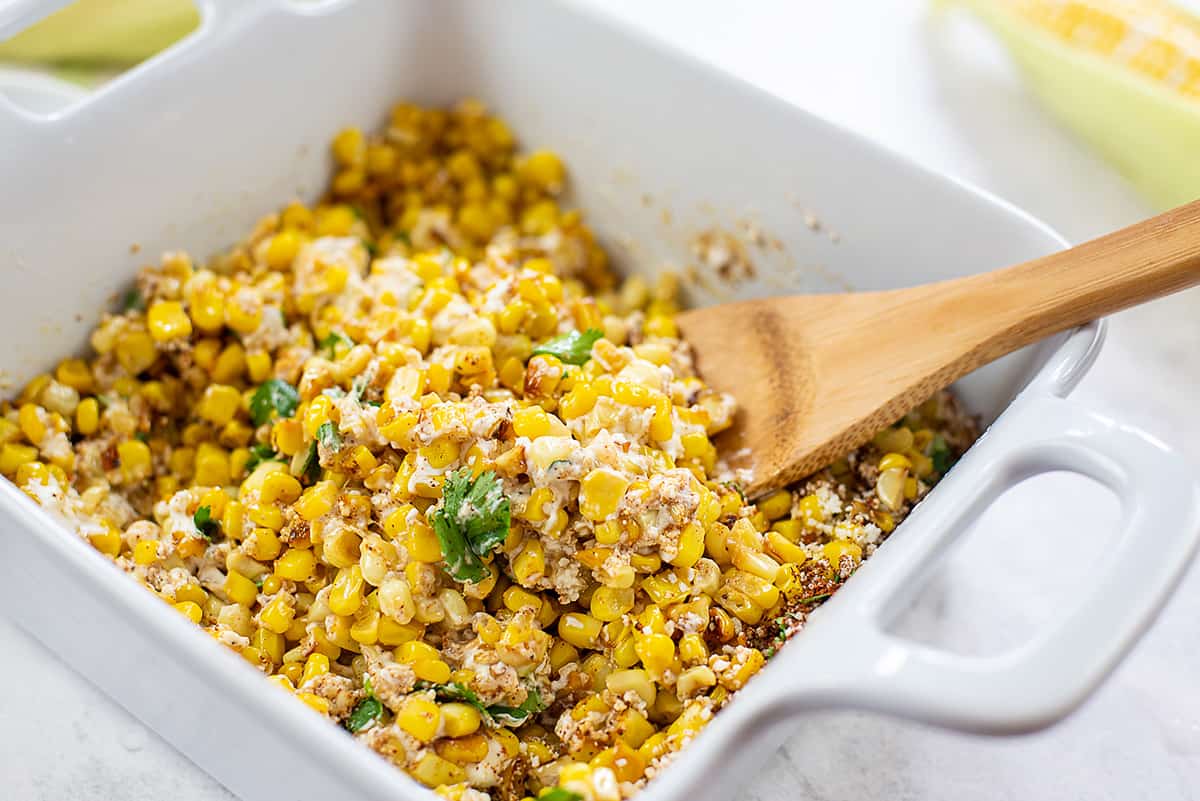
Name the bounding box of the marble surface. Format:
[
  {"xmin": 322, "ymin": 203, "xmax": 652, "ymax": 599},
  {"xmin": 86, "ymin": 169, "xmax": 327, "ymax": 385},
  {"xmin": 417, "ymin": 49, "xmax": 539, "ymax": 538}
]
[{"xmin": 4, "ymin": 1, "xmax": 1200, "ymax": 799}]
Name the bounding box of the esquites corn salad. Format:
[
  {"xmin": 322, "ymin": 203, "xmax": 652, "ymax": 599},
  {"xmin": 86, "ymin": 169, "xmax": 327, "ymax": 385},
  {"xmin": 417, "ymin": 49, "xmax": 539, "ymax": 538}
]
[{"xmin": 2, "ymin": 101, "xmax": 976, "ymax": 801}]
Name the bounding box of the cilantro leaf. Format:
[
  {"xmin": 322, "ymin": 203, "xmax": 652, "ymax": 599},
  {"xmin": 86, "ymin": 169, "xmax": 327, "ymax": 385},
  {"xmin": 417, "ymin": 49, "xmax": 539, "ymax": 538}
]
[
  {"xmin": 193, "ymin": 506, "xmax": 220, "ymax": 541},
  {"xmin": 929, "ymin": 434, "xmax": 954, "ymax": 476},
  {"xmin": 243, "ymin": 443, "xmax": 279, "ymax": 474},
  {"xmin": 249, "ymin": 379, "xmax": 299, "ymax": 426},
  {"xmin": 530, "ymin": 329, "xmax": 603, "ymax": 366},
  {"xmin": 487, "ymin": 687, "xmax": 544, "ymax": 725},
  {"xmin": 428, "ymin": 469, "xmax": 511, "ymax": 584},
  {"xmin": 299, "ymin": 439, "xmax": 322, "ymax": 483},
  {"xmin": 418, "ymin": 681, "xmax": 544, "ymax": 726},
  {"xmin": 121, "ymin": 289, "xmax": 144, "ymax": 312},
  {"xmin": 540, "ymin": 789, "xmax": 584, "ymax": 801},
  {"xmin": 316, "ymin": 421, "xmax": 343, "ymax": 452},
  {"xmin": 345, "ymin": 677, "xmax": 384, "ymax": 733},
  {"xmin": 318, "ymin": 331, "xmax": 354, "ymax": 359}
]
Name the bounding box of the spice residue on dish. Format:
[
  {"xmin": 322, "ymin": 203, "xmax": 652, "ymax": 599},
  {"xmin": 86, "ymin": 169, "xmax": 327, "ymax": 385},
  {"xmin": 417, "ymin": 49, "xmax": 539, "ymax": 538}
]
[{"xmin": 0, "ymin": 100, "xmax": 977, "ymax": 801}]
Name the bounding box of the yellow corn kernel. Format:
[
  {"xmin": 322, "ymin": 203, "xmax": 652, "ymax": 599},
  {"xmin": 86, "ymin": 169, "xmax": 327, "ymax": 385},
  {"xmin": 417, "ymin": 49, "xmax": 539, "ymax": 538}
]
[
  {"xmin": 397, "ymin": 696, "xmax": 442, "ymax": 743},
  {"xmin": 329, "ymin": 565, "xmax": 366, "ymax": 617},
  {"xmin": 678, "ymin": 633, "xmax": 708, "ymax": 665},
  {"xmin": 649, "ymin": 394, "xmax": 674, "ymax": 441},
  {"xmin": 643, "ymin": 314, "xmax": 677, "ymax": 339},
  {"xmin": 197, "ymin": 384, "xmax": 242, "ymax": 426},
  {"xmin": 295, "ymin": 480, "xmax": 338, "ymax": 521},
  {"xmin": 404, "ymin": 522, "xmax": 443, "ymax": 564},
  {"xmin": 511, "ymin": 405, "xmax": 552, "ymax": 439},
  {"xmin": 731, "ymin": 544, "xmax": 782, "ymax": 584},
  {"xmin": 558, "ymin": 612, "xmax": 603, "ymax": 649},
  {"xmin": 71, "ymin": 397, "xmax": 99, "ymax": 436},
  {"xmin": 147, "ymin": 301, "xmax": 193, "ymax": 342},
  {"xmin": 512, "ymin": 540, "xmax": 545, "ymax": 587},
  {"xmin": 413, "ymin": 658, "xmax": 452, "ymax": 683},
  {"xmin": 502, "ymin": 586, "xmax": 543, "ymax": 615},
  {"xmin": 189, "ymin": 288, "xmax": 225, "ymax": 334},
  {"xmin": 419, "ymin": 438, "xmax": 460, "ymax": 470},
  {"xmin": 211, "ymin": 343, "xmax": 246, "ymax": 384},
  {"xmin": 301, "ymin": 652, "xmax": 330, "ymax": 685},
  {"xmin": 629, "ymin": 552, "xmax": 662, "ymax": 574},
  {"xmin": 879, "ymin": 452, "xmax": 912, "ymax": 473},
  {"xmin": 764, "ymin": 531, "xmax": 807, "ymax": 566},
  {"xmin": 590, "ymin": 586, "xmax": 634, "ymax": 622},
  {"xmin": 225, "ymin": 295, "xmax": 263, "ymax": 335},
  {"xmin": 117, "ymin": 439, "xmax": 153, "ymax": 482},
  {"xmin": 224, "ymin": 570, "xmax": 258, "ymax": 606},
  {"xmin": 18, "ymin": 404, "xmax": 45, "ymax": 444},
  {"xmin": 296, "ymin": 692, "xmax": 330, "ymax": 714},
  {"xmin": 522, "ymin": 487, "xmax": 554, "ymax": 523},
  {"xmin": 668, "ymin": 521, "xmax": 705, "ymax": 569},
  {"xmin": 757, "ymin": 489, "xmax": 793, "ymax": 522},
  {"xmin": 436, "ymin": 732, "xmax": 489, "ymax": 765},
  {"xmin": 519, "ymin": 150, "xmax": 566, "ymax": 193},
  {"xmin": 174, "ymin": 601, "xmax": 203, "ymax": 624},
  {"xmin": 245, "ymin": 350, "xmax": 272, "ymax": 383},
  {"xmin": 603, "ymin": 668, "xmax": 656, "ymax": 710},
  {"xmin": 54, "ymin": 358, "xmax": 93, "ymax": 393},
  {"xmin": 823, "ymin": 539, "xmax": 863, "ymax": 570},
  {"xmin": 275, "ymin": 548, "xmax": 316, "ymax": 581},
  {"xmin": 259, "ymin": 472, "xmax": 302, "ymax": 506},
  {"xmin": 411, "ymin": 753, "xmax": 466, "ymax": 787},
  {"xmin": 265, "ymin": 229, "xmax": 303, "ymax": 269},
  {"xmin": 578, "ymin": 468, "xmax": 629, "ymax": 521},
  {"xmin": 191, "ymin": 442, "xmax": 231, "ymax": 487},
  {"xmin": 115, "ymin": 330, "xmax": 157, "ymax": 375},
  {"xmin": 634, "ymin": 632, "xmax": 675, "ymax": 676},
  {"xmin": 132, "ymin": 539, "xmax": 159, "ymax": 566},
  {"xmin": 258, "ymin": 594, "xmax": 294, "ymax": 634},
  {"xmin": 88, "ymin": 526, "xmax": 123, "ymax": 557}
]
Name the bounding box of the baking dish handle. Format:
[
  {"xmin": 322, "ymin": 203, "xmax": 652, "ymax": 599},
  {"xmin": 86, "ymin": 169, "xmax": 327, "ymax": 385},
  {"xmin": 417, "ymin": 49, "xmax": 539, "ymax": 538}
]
[{"xmin": 766, "ymin": 393, "xmax": 1200, "ymax": 734}]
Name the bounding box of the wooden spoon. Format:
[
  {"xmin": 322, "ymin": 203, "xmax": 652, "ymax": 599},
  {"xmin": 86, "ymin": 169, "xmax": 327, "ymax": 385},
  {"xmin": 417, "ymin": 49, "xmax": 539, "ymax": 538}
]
[{"xmin": 676, "ymin": 199, "xmax": 1200, "ymax": 498}]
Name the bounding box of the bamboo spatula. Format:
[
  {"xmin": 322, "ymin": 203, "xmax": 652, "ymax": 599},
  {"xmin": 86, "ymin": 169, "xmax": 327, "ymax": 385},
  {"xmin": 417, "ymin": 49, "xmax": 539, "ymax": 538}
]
[{"xmin": 676, "ymin": 199, "xmax": 1200, "ymax": 498}]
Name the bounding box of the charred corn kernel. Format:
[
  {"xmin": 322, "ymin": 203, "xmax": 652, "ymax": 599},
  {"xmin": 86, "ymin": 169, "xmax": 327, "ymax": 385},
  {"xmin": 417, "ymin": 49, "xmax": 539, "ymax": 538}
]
[
  {"xmin": 412, "ymin": 753, "xmax": 465, "ymax": 787},
  {"xmin": 301, "ymin": 652, "xmax": 330, "ymax": 685},
  {"xmin": 823, "ymin": 539, "xmax": 863, "ymax": 569},
  {"xmin": 197, "ymin": 384, "xmax": 241, "ymax": 425},
  {"xmin": 296, "ymin": 481, "xmax": 338, "ymax": 521},
  {"xmin": 559, "ymin": 612, "xmax": 603, "ymax": 649},
  {"xmin": 132, "ymin": 539, "xmax": 159, "ymax": 565},
  {"xmin": 275, "ymin": 548, "xmax": 316, "ymax": 581},
  {"xmin": 397, "ymin": 696, "xmax": 442, "ymax": 743},
  {"xmin": 147, "ymin": 301, "xmax": 193, "ymax": 342},
  {"xmin": 607, "ymin": 668, "xmax": 656, "ymax": 707},
  {"xmin": 117, "ymin": 439, "xmax": 153, "ymax": 482},
  {"xmin": 579, "ymin": 468, "xmax": 629, "ymax": 521}
]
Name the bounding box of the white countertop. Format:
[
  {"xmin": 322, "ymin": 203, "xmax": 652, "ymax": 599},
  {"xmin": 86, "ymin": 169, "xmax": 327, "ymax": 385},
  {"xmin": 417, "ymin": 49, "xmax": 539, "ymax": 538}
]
[{"xmin": 4, "ymin": 2, "xmax": 1200, "ymax": 799}]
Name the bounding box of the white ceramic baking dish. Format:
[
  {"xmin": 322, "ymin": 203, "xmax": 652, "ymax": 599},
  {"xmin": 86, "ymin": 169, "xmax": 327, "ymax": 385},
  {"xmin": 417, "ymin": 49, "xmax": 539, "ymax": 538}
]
[{"xmin": 1, "ymin": 2, "xmax": 1198, "ymax": 800}]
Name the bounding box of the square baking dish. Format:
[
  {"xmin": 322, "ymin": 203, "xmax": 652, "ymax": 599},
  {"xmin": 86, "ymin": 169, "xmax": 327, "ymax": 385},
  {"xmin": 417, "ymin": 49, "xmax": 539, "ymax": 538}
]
[{"xmin": 1, "ymin": 2, "xmax": 1197, "ymax": 800}]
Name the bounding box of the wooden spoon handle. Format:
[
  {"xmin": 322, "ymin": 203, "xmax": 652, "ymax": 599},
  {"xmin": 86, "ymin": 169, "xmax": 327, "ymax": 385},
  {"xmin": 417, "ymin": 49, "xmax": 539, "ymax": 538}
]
[{"xmin": 945, "ymin": 198, "xmax": 1200, "ymax": 360}]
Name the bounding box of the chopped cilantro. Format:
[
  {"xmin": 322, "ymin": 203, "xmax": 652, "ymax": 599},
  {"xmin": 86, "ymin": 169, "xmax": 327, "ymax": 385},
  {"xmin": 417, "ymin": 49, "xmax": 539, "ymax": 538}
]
[
  {"xmin": 193, "ymin": 506, "xmax": 220, "ymax": 541},
  {"xmin": 345, "ymin": 677, "xmax": 384, "ymax": 733},
  {"xmin": 249, "ymin": 379, "xmax": 299, "ymax": 426},
  {"xmin": 929, "ymin": 434, "xmax": 954, "ymax": 476},
  {"xmin": 396, "ymin": 230, "xmax": 412, "ymax": 247},
  {"xmin": 363, "ymin": 240, "xmax": 379, "ymax": 258},
  {"xmin": 318, "ymin": 331, "xmax": 354, "ymax": 359},
  {"xmin": 121, "ymin": 288, "xmax": 144, "ymax": 312},
  {"xmin": 419, "ymin": 681, "xmax": 544, "ymax": 726},
  {"xmin": 133, "ymin": 431, "xmax": 149, "ymax": 442},
  {"xmin": 722, "ymin": 481, "xmax": 747, "ymax": 504},
  {"xmin": 299, "ymin": 439, "xmax": 321, "ymax": 483},
  {"xmin": 316, "ymin": 421, "xmax": 343, "ymax": 452},
  {"xmin": 427, "ymin": 469, "xmax": 511, "ymax": 584},
  {"xmin": 530, "ymin": 328, "xmax": 603, "ymax": 366},
  {"xmin": 798, "ymin": 592, "xmax": 832, "ymax": 605},
  {"xmin": 243, "ymin": 443, "xmax": 279, "ymax": 473}
]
